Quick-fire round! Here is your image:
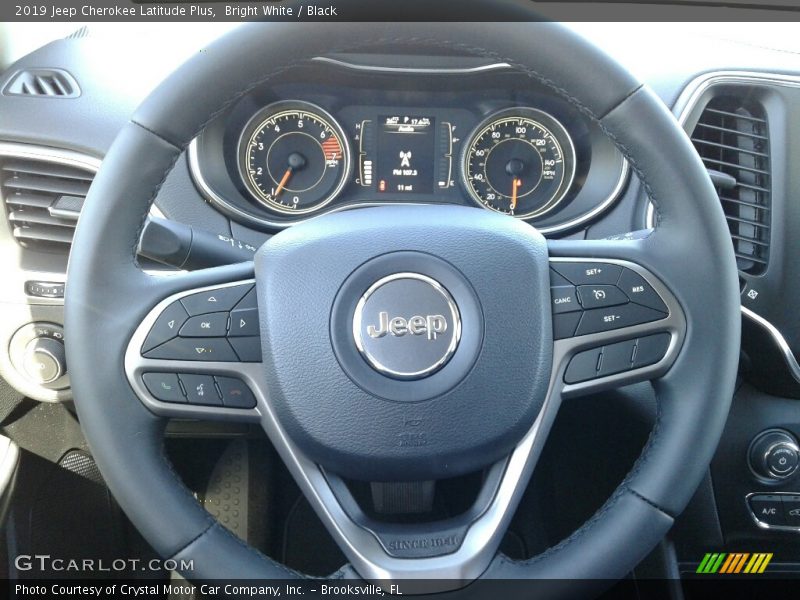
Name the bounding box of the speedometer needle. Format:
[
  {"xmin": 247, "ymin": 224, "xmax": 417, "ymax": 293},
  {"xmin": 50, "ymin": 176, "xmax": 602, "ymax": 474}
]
[
  {"xmin": 511, "ymin": 178, "xmax": 522, "ymax": 211},
  {"xmin": 274, "ymin": 168, "xmax": 293, "ymax": 198}
]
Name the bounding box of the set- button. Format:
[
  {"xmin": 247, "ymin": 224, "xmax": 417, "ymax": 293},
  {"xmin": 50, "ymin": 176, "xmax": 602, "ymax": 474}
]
[
  {"xmin": 142, "ymin": 371, "xmax": 256, "ymax": 409},
  {"xmin": 141, "ymin": 284, "xmax": 262, "ymax": 362},
  {"xmin": 550, "ymin": 263, "xmax": 669, "ymax": 339}
]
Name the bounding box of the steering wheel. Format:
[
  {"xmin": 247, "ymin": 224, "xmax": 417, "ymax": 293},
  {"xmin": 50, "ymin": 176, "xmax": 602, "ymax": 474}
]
[{"xmin": 65, "ymin": 19, "xmax": 740, "ymax": 592}]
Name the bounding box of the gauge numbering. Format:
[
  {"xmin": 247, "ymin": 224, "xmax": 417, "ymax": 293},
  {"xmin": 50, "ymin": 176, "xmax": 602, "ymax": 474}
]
[
  {"xmin": 462, "ymin": 108, "xmax": 576, "ymax": 220},
  {"xmin": 238, "ymin": 101, "xmax": 351, "ymax": 215}
]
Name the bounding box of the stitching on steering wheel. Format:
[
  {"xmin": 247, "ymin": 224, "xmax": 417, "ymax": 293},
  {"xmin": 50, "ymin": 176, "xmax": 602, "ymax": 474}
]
[{"xmin": 122, "ymin": 32, "xmax": 670, "ymax": 575}]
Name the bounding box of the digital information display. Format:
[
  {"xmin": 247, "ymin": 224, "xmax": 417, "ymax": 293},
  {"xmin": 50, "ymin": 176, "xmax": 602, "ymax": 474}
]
[{"xmin": 376, "ymin": 115, "xmax": 436, "ymax": 194}]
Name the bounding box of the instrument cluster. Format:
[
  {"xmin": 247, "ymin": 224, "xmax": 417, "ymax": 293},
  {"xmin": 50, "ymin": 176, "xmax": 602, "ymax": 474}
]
[{"xmin": 190, "ymin": 59, "xmax": 628, "ymax": 235}]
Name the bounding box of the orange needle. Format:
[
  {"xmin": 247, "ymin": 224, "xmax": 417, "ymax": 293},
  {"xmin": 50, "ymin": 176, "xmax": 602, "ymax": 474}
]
[
  {"xmin": 274, "ymin": 168, "xmax": 293, "ymax": 197},
  {"xmin": 511, "ymin": 178, "xmax": 522, "ymax": 211}
]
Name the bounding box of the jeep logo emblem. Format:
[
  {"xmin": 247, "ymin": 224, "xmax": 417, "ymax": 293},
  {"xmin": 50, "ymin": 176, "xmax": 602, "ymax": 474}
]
[
  {"xmin": 353, "ymin": 273, "xmax": 461, "ymax": 380},
  {"xmin": 366, "ymin": 312, "xmax": 448, "ymax": 340}
]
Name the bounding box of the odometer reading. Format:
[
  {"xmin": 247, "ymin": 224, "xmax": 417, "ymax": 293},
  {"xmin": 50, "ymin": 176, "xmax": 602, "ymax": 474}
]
[
  {"xmin": 238, "ymin": 101, "xmax": 351, "ymax": 215},
  {"xmin": 462, "ymin": 108, "xmax": 576, "ymax": 219}
]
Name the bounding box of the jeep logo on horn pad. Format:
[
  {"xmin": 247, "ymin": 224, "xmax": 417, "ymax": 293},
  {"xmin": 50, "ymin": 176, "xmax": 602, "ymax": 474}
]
[{"xmin": 353, "ymin": 273, "xmax": 461, "ymax": 380}]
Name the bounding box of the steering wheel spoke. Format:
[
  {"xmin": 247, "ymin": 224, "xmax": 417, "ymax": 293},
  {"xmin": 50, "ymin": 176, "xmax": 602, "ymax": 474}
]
[
  {"xmin": 547, "ymin": 239, "xmax": 686, "ymax": 399},
  {"xmin": 125, "ymin": 269, "xmax": 263, "ymax": 423}
]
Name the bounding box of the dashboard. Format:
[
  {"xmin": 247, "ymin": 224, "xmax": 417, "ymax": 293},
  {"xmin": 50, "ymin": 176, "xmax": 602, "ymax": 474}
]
[
  {"xmin": 4, "ymin": 23, "xmax": 800, "ymax": 576},
  {"xmin": 189, "ymin": 58, "xmax": 627, "ymax": 233}
]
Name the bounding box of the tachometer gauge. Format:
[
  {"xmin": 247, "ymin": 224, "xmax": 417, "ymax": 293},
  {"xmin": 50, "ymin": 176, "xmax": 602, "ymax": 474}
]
[
  {"xmin": 462, "ymin": 108, "xmax": 576, "ymax": 220},
  {"xmin": 238, "ymin": 101, "xmax": 351, "ymax": 215}
]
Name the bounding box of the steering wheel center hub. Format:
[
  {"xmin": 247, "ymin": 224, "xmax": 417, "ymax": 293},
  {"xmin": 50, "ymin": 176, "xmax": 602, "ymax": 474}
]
[{"xmin": 353, "ymin": 273, "xmax": 461, "ymax": 380}]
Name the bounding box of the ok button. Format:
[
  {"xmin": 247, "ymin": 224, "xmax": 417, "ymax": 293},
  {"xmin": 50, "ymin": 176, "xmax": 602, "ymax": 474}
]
[{"xmin": 179, "ymin": 312, "xmax": 228, "ymax": 337}]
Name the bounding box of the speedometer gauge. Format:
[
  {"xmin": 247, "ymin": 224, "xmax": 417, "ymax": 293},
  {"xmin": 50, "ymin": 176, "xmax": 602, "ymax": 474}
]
[
  {"xmin": 462, "ymin": 108, "xmax": 576, "ymax": 220},
  {"xmin": 238, "ymin": 101, "xmax": 351, "ymax": 215}
]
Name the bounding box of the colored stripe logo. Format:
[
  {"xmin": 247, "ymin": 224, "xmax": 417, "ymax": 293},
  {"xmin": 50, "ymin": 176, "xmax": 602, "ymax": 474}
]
[{"xmin": 696, "ymin": 552, "xmax": 773, "ymax": 574}]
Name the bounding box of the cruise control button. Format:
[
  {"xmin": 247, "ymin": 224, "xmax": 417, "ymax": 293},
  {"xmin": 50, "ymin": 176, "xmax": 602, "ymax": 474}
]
[
  {"xmin": 181, "ymin": 285, "xmax": 252, "ymax": 316},
  {"xmin": 633, "ymin": 334, "xmax": 671, "ymax": 368},
  {"xmin": 749, "ymin": 494, "xmax": 786, "ymax": 526},
  {"xmin": 229, "ymin": 308, "xmax": 259, "ymax": 337},
  {"xmin": 575, "ymin": 304, "xmax": 667, "ymax": 336},
  {"xmin": 782, "ymin": 496, "xmax": 800, "ymax": 526},
  {"xmin": 143, "ymin": 337, "xmax": 238, "ymax": 362},
  {"xmin": 142, "ymin": 301, "xmax": 189, "ymax": 353},
  {"xmin": 617, "ymin": 269, "xmax": 668, "ymax": 312},
  {"xmin": 551, "ymin": 263, "xmax": 623, "ymax": 286},
  {"xmin": 179, "ymin": 313, "xmax": 228, "ymax": 337},
  {"xmin": 577, "ymin": 285, "xmax": 629, "ymax": 310},
  {"xmin": 553, "ymin": 312, "xmax": 582, "ymax": 340},
  {"xmin": 215, "ymin": 376, "xmax": 257, "ymax": 409},
  {"xmin": 551, "ymin": 286, "xmax": 580, "ymax": 314},
  {"xmin": 142, "ymin": 373, "xmax": 185, "ymax": 403},
  {"xmin": 564, "ymin": 347, "xmax": 602, "ymax": 384},
  {"xmin": 178, "ymin": 374, "xmax": 221, "ymax": 406},
  {"xmin": 229, "ymin": 337, "xmax": 262, "ymax": 362},
  {"xmin": 599, "ymin": 339, "xmax": 637, "ymax": 376}
]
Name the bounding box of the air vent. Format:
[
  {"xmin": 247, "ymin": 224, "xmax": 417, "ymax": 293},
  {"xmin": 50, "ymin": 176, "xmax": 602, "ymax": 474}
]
[
  {"xmin": 2, "ymin": 69, "xmax": 80, "ymax": 98},
  {"xmin": 1, "ymin": 157, "xmax": 93, "ymax": 253},
  {"xmin": 691, "ymin": 95, "xmax": 771, "ymax": 275}
]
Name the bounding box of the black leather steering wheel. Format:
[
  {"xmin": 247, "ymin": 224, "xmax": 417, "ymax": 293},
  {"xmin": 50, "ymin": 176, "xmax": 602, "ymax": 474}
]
[{"xmin": 65, "ymin": 19, "xmax": 740, "ymax": 593}]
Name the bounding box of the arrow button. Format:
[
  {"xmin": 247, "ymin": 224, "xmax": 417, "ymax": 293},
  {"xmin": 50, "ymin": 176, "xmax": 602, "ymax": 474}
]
[{"xmin": 228, "ymin": 308, "xmax": 259, "ymax": 337}]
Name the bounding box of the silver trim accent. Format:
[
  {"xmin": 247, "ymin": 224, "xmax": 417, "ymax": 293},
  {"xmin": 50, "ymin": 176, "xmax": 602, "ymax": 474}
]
[
  {"xmin": 746, "ymin": 492, "xmax": 800, "ymax": 533},
  {"xmin": 742, "ymin": 306, "xmax": 800, "ymax": 383},
  {"xmin": 643, "ymin": 71, "xmax": 800, "ymax": 383},
  {"xmin": 352, "ymin": 272, "xmax": 461, "ymax": 380},
  {"xmin": 311, "ymin": 57, "xmax": 513, "ymax": 75},
  {"xmin": 124, "ymin": 258, "xmax": 684, "ymax": 587}
]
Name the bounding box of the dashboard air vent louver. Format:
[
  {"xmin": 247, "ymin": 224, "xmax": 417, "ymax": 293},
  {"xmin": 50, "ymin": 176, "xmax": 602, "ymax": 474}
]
[
  {"xmin": 691, "ymin": 95, "xmax": 771, "ymax": 275},
  {"xmin": 1, "ymin": 158, "xmax": 93, "ymax": 253},
  {"xmin": 2, "ymin": 69, "xmax": 80, "ymax": 98}
]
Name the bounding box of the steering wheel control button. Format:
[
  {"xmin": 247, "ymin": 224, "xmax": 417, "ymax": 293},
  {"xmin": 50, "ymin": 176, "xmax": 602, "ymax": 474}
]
[
  {"xmin": 22, "ymin": 337, "xmax": 66, "ymax": 384},
  {"xmin": 229, "ymin": 308, "xmax": 259, "ymax": 337},
  {"xmin": 551, "ymin": 262, "xmax": 623, "ymax": 286},
  {"xmin": 617, "ymin": 269, "xmax": 668, "ymax": 313},
  {"xmin": 551, "ymin": 285, "xmax": 580, "ymax": 314},
  {"xmin": 178, "ymin": 374, "xmax": 221, "ymax": 406},
  {"xmin": 598, "ymin": 339, "xmax": 638, "ymax": 377},
  {"xmin": 564, "ymin": 347, "xmax": 603, "ymax": 384},
  {"xmin": 749, "ymin": 430, "xmax": 800, "ymax": 481},
  {"xmin": 577, "ymin": 284, "xmax": 628, "ymax": 310},
  {"xmin": 142, "ymin": 373, "xmax": 185, "ymax": 403},
  {"xmin": 749, "ymin": 495, "xmax": 787, "ymax": 527},
  {"xmin": 575, "ymin": 303, "xmax": 667, "ymax": 336},
  {"xmin": 179, "ymin": 313, "xmax": 228, "ymax": 337},
  {"xmin": 215, "ymin": 376, "xmax": 257, "ymax": 409},
  {"xmin": 143, "ymin": 337, "xmax": 238, "ymax": 362},
  {"xmin": 352, "ymin": 273, "xmax": 461, "ymax": 380},
  {"xmin": 180, "ymin": 284, "xmax": 253, "ymax": 316},
  {"xmin": 553, "ymin": 312, "xmax": 582, "ymax": 340},
  {"xmin": 229, "ymin": 337, "xmax": 262, "ymax": 362},
  {"xmin": 632, "ymin": 334, "xmax": 672, "ymax": 368},
  {"xmin": 141, "ymin": 301, "xmax": 189, "ymax": 353}
]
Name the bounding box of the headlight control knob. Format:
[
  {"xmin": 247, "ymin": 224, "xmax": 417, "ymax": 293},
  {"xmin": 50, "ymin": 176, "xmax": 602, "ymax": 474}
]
[
  {"xmin": 22, "ymin": 337, "xmax": 66, "ymax": 385},
  {"xmin": 749, "ymin": 429, "xmax": 800, "ymax": 480}
]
